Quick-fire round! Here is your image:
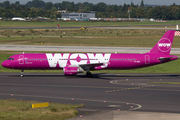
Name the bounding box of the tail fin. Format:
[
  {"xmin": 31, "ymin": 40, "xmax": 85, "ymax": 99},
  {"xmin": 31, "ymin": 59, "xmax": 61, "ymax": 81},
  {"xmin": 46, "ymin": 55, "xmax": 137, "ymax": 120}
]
[{"xmin": 149, "ymin": 30, "xmax": 175, "ymax": 55}]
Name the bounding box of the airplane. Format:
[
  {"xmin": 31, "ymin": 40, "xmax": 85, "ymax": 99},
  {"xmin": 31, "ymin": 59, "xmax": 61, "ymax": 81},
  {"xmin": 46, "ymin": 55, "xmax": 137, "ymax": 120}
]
[{"xmin": 1, "ymin": 30, "xmax": 178, "ymax": 77}]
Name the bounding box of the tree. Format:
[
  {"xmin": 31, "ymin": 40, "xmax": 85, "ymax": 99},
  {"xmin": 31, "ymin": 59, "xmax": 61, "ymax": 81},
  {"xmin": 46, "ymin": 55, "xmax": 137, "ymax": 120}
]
[
  {"xmin": 172, "ymin": 3, "xmax": 176, "ymax": 6},
  {"xmin": 171, "ymin": 6, "xmax": 179, "ymax": 19},
  {"xmin": 106, "ymin": 5, "xmax": 119, "ymax": 12},
  {"xmin": 0, "ymin": 0, "xmax": 180, "ymax": 20},
  {"xmin": 131, "ymin": 2, "xmax": 134, "ymax": 7},
  {"xmin": 61, "ymin": 1, "xmax": 71, "ymax": 10},
  {"xmin": 122, "ymin": 3, "xmax": 128, "ymax": 11},
  {"xmin": 85, "ymin": 3, "xmax": 93, "ymax": 11},
  {"xmin": 56, "ymin": 13, "xmax": 61, "ymax": 18},
  {"xmin": 15, "ymin": 1, "xmax": 20, "ymax": 7},
  {"xmin": 3, "ymin": 1, "xmax": 10, "ymax": 8},
  {"xmin": 94, "ymin": 2, "xmax": 107, "ymax": 12},
  {"xmin": 130, "ymin": 7, "xmax": 137, "ymax": 18},
  {"xmin": 175, "ymin": 7, "xmax": 180, "ymax": 20},
  {"xmin": 84, "ymin": 6, "xmax": 90, "ymax": 11},
  {"xmin": 152, "ymin": 6, "xmax": 161, "ymax": 19},
  {"xmin": 26, "ymin": 0, "xmax": 45, "ymax": 8},
  {"xmin": 51, "ymin": 6, "xmax": 57, "ymax": 12},
  {"xmin": 45, "ymin": 2, "xmax": 53, "ymax": 10},
  {"xmin": 4, "ymin": 9, "xmax": 13, "ymax": 18},
  {"xmin": 70, "ymin": 2, "xmax": 75, "ymax": 12},
  {"xmin": 10, "ymin": 3, "xmax": 16, "ymax": 9},
  {"xmin": 136, "ymin": 7, "xmax": 144, "ymax": 18},
  {"xmin": 83, "ymin": 2, "xmax": 89, "ymax": 6},
  {"xmin": 78, "ymin": 3, "xmax": 85, "ymax": 11},
  {"xmin": 161, "ymin": 6, "xmax": 171, "ymax": 20},
  {"xmin": 50, "ymin": 14, "xmax": 56, "ymax": 19},
  {"xmin": 54, "ymin": 3, "xmax": 61, "ymax": 10},
  {"xmin": 141, "ymin": 0, "xmax": 144, "ymax": 8},
  {"xmin": 0, "ymin": 3, "xmax": 3, "ymax": 8}
]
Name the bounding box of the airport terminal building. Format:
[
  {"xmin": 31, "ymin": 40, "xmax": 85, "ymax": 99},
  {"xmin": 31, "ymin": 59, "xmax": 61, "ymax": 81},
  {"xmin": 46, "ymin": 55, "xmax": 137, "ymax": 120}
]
[{"xmin": 61, "ymin": 12, "xmax": 95, "ymax": 20}]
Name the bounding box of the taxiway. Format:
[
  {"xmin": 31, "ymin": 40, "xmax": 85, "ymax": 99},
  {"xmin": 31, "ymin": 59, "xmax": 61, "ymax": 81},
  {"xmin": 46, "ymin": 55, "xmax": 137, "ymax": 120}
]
[{"xmin": 0, "ymin": 73, "xmax": 180, "ymax": 115}]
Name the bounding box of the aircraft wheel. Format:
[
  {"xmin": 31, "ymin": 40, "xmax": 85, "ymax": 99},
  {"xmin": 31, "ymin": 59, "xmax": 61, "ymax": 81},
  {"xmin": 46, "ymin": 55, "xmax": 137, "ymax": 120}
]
[
  {"xmin": 86, "ymin": 72, "xmax": 92, "ymax": 78},
  {"xmin": 20, "ymin": 70, "xmax": 24, "ymax": 77}
]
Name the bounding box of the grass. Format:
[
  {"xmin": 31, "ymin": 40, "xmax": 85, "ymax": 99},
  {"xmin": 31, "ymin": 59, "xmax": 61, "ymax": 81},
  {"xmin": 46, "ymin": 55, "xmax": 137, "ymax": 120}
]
[
  {"xmin": 0, "ymin": 51, "xmax": 180, "ymax": 73},
  {"xmin": 149, "ymin": 82, "xmax": 180, "ymax": 85},
  {"xmin": 0, "ymin": 99, "xmax": 84, "ymax": 120},
  {"xmin": 1, "ymin": 29, "xmax": 180, "ymax": 48},
  {"xmin": 0, "ymin": 20, "xmax": 180, "ymax": 27}
]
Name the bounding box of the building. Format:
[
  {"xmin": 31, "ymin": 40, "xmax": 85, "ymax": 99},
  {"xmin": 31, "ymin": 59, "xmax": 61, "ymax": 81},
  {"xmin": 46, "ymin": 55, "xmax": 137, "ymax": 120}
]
[{"xmin": 61, "ymin": 12, "xmax": 95, "ymax": 20}]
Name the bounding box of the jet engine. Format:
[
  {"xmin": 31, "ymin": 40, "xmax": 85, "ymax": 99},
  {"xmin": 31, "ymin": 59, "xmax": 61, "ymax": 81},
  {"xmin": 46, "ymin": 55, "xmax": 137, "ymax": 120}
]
[{"xmin": 63, "ymin": 67, "xmax": 83, "ymax": 76}]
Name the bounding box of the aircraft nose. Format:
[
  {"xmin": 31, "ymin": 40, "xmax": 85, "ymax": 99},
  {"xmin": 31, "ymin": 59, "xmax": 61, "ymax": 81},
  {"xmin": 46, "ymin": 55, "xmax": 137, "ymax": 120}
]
[{"xmin": 1, "ymin": 61, "xmax": 10, "ymax": 68}]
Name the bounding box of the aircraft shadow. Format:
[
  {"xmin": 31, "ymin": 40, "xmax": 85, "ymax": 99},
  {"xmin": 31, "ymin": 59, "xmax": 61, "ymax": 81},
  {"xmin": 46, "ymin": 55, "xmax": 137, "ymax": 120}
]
[{"xmin": 6, "ymin": 73, "xmax": 180, "ymax": 78}]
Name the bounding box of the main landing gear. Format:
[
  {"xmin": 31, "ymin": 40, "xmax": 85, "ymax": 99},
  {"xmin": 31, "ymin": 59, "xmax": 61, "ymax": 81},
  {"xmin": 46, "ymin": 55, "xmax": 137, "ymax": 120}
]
[
  {"xmin": 86, "ymin": 72, "xmax": 92, "ymax": 78},
  {"xmin": 20, "ymin": 70, "xmax": 24, "ymax": 77}
]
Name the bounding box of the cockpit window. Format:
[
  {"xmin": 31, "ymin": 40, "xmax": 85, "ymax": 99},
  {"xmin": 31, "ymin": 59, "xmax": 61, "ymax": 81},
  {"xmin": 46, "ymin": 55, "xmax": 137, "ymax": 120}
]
[{"xmin": 7, "ymin": 58, "xmax": 14, "ymax": 60}]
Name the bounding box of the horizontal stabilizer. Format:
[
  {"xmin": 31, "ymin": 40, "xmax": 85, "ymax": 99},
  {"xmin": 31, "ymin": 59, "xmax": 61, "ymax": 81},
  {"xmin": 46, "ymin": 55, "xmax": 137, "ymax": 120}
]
[{"xmin": 158, "ymin": 57, "xmax": 176, "ymax": 62}]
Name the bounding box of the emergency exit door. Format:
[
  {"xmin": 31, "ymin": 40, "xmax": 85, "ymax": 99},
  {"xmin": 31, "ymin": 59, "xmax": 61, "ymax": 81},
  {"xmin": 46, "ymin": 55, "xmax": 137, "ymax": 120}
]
[
  {"xmin": 19, "ymin": 55, "xmax": 24, "ymax": 64},
  {"xmin": 145, "ymin": 55, "xmax": 150, "ymax": 64}
]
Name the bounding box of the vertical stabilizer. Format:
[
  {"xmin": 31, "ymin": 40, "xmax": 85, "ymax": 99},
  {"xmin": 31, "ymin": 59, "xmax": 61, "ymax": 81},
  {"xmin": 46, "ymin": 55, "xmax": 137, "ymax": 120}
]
[{"xmin": 149, "ymin": 30, "xmax": 175, "ymax": 55}]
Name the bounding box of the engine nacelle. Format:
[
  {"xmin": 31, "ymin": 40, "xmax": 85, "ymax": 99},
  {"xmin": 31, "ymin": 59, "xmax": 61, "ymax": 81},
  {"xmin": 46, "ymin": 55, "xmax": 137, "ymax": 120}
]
[{"xmin": 63, "ymin": 67, "xmax": 83, "ymax": 76}]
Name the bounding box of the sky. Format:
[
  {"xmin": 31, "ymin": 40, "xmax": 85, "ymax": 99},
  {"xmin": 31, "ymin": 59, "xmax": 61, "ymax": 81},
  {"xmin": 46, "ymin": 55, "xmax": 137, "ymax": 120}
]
[{"xmin": 2, "ymin": 0, "xmax": 180, "ymax": 5}]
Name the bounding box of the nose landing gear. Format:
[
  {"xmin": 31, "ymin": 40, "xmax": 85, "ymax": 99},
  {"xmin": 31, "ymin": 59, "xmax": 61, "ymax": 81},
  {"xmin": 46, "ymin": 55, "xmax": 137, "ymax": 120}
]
[{"xmin": 20, "ymin": 70, "xmax": 24, "ymax": 77}]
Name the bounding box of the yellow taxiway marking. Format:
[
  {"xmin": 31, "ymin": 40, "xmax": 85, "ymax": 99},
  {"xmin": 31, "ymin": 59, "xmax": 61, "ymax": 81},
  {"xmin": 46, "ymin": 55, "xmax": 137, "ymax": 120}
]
[
  {"xmin": 106, "ymin": 85, "xmax": 180, "ymax": 92},
  {"xmin": 106, "ymin": 85, "xmax": 154, "ymax": 93},
  {"xmin": 141, "ymin": 88, "xmax": 180, "ymax": 92}
]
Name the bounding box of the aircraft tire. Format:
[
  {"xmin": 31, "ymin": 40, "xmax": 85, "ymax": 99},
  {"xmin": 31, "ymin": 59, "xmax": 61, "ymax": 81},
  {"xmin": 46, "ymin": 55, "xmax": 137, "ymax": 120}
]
[{"xmin": 86, "ymin": 72, "xmax": 92, "ymax": 78}]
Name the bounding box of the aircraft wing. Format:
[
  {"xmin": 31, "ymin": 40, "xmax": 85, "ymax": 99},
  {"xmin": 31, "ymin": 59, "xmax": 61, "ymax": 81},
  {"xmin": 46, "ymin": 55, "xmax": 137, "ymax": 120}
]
[
  {"xmin": 79, "ymin": 63, "xmax": 106, "ymax": 71},
  {"xmin": 80, "ymin": 63, "xmax": 104, "ymax": 67}
]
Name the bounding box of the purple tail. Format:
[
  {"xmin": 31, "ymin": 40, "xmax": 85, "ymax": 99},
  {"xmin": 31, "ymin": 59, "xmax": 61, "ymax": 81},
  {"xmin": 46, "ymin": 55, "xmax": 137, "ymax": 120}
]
[{"xmin": 149, "ymin": 30, "xmax": 175, "ymax": 55}]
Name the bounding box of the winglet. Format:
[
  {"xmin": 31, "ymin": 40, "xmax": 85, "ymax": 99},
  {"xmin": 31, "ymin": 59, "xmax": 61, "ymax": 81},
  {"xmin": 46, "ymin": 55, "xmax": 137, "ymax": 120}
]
[{"xmin": 149, "ymin": 30, "xmax": 176, "ymax": 55}]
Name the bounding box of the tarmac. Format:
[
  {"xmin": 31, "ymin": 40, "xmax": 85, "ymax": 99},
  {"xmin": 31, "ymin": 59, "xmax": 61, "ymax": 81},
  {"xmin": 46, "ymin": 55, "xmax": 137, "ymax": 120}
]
[
  {"xmin": 1, "ymin": 73, "xmax": 180, "ymax": 120},
  {"xmin": 68, "ymin": 111, "xmax": 180, "ymax": 120}
]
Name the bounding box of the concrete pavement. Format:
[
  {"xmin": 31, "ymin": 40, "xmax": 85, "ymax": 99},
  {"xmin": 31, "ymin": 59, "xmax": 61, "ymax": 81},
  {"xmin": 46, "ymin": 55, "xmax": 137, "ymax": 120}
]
[{"xmin": 68, "ymin": 111, "xmax": 180, "ymax": 120}]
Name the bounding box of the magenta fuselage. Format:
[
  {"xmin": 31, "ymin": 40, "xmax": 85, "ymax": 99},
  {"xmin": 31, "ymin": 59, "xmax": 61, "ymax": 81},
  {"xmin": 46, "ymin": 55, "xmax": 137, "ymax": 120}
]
[{"xmin": 2, "ymin": 53, "xmax": 177, "ymax": 70}]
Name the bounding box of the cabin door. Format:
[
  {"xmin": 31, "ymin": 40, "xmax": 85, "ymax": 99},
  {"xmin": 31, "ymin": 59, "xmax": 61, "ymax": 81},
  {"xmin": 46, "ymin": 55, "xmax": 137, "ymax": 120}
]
[
  {"xmin": 145, "ymin": 55, "xmax": 150, "ymax": 64},
  {"xmin": 19, "ymin": 55, "xmax": 24, "ymax": 64}
]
